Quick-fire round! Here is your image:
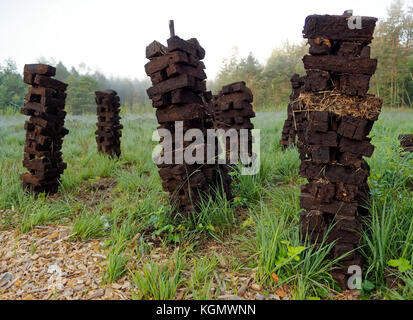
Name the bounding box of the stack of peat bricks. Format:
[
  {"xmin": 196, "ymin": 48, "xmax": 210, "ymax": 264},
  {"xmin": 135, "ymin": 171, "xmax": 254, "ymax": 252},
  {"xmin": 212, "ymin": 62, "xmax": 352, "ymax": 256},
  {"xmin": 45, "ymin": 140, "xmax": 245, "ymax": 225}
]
[
  {"xmin": 399, "ymin": 134, "xmax": 413, "ymax": 152},
  {"xmin": 95, "ymin": 90, "xmax": 123, "ymax": 157},
  {"xmin": 294, "ymin": 13, "xmax": 383, "ymax": 289},
  {"xmin": 280, "ymin": 74, "xmax": 305, "ymax": 149},
  {"xmin": 145, "ymin": 25, "xmax": 232, "ymax": 214},
  {"xmin": 20, "ymin": 64, "xmax": 69, "ymax": 194},
  {"xmin": 212, "ymin": 81, "xmax": 255, "ymax": 164}
]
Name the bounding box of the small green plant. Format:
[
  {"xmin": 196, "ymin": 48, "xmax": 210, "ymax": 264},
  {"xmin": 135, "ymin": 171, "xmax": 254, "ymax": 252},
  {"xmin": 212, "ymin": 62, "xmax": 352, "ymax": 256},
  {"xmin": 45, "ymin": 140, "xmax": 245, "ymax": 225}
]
[
  {"xmin": 191, "ymin": 277, "xmax": 215, "ymax": 300},
  {"xmin": 146, "ymin": 206, "xmax": 185, "ymax": 243},
  {"xmin": 362, "ymin": 279, "xmax": 375, "ymax": 293},
  {"xmin": 193, "ymin": 186, "xmax": 235, "ymax": 240},
  {"xmin": 187, "ymin": 257, "xmax": 219, "ymax": 300},
  {"xmin": 102, "ymin": 243, "xmax": 130, "ymax": 284},
  {"xmin": 70, "ymin": 212, "xmax": 107, "ymax": 240},
  {"xmin": 388, "ymin": 258, "xmax": 412, "ymax": 273},
  {"xmin": 131, "ymin": 250, "xmax": 186, "ymax": 300},
  {"xmin": 242, "ymin": 216, "xmax": 255, "ymax": 228},
  {"xmin": 275, "ymin": 240, "xmax": 306, "ymax": 266}
]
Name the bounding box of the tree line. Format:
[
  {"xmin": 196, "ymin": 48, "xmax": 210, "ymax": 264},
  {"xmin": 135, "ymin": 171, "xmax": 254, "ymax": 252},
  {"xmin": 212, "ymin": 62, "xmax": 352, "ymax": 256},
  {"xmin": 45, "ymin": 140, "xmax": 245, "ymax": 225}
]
[
  {"xmin": 0, "ymin": 0, "xmax": 411, "ymax": 115},
  {"xmin": 212, "ymin": 0, "xmax": 412, "ymax": 109},
  {"xmin": 0, "ymin": 58, "xmax": 152, "ymax": 115}
]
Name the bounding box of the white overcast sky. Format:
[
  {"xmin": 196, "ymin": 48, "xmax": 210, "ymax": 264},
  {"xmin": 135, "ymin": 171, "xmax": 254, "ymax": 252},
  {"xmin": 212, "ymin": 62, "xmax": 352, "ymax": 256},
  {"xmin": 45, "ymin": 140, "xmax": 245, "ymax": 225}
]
[{"xmin": 0, "ymin": 0, "xmax": 403, "ymax": 80}]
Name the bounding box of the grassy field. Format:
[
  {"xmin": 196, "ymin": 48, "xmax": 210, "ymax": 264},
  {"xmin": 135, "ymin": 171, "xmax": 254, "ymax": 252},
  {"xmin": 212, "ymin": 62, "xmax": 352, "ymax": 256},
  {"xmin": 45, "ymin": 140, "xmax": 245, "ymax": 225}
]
[{"xmin": 0, "ymin": 109, "xmax": 412, "ymax": 300}]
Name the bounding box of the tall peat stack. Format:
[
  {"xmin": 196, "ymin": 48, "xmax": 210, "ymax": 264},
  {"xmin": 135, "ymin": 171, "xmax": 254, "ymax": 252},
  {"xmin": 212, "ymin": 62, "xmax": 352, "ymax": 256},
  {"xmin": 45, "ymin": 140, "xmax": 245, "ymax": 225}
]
[
  {"xmin": 145, "ymin": 35, "xmax": 231, "ymax": 214},
  {"xmin": 95, "ymin": 90, "xmax": 123, "ymax": 157},
  {"xmin": 20, "ymin": 64, "xmax": 69, "ymax": 194},
  {"xmin": 296, "ymin": 13, "xmax": 383, "ymax": 289}
]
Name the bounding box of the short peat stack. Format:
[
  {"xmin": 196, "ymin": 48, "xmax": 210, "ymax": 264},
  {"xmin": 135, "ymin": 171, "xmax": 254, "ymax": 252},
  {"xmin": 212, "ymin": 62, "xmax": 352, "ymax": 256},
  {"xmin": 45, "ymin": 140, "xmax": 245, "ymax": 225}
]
[
  {"xmin": 399, "ymin": 134, "xmax": 413, "ymax": 152},
  {"xmin": 213, "ymin": 81, "xmax": 255, "ymax": 164},
  {"xmin": 95, "ymin": 90, "xmax": 122, "ymax": 157},
  {"xmin": 280, "ymin": 74, "xmax": 305, "ymax": 149},
  {"xmin": 20, "ymin": 64, "xmax": 69, "ymax": 195}
]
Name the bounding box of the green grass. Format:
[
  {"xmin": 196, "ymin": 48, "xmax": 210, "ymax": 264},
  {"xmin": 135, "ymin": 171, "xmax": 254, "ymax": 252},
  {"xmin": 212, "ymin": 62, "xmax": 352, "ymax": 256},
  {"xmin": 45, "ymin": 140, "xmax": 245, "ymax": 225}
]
[
  {"xmin": 70, "ymin": 209, "xmax": 108, "ymax": 240},
  {"xmin": 188, "ymin": 256, "xmax": 220, "ymax": 299},
  {"xmin": 0, "ymin": 109, "xmax": 412, "ymax": 300},
  {"xmin": 131, "ymin": 250, "xmax": 186, "ymax": 300},
  {"xmin": 102, "ymin": 242, "xmax": 131, "ymax": 285}
]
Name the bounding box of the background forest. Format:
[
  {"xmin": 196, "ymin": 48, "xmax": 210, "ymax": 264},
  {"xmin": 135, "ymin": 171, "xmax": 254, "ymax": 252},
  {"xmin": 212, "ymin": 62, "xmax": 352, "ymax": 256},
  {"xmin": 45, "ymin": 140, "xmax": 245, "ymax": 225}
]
[{"xmin": 0, "ymin": 0, "xmax": 411, "ymax": 115}]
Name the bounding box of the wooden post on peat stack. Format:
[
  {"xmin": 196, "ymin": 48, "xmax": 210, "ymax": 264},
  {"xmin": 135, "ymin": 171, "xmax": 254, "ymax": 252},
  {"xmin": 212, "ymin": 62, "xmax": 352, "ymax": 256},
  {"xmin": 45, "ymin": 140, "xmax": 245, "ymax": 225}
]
[{"xmin": 169, "ymin": 20, "xmax": 175, "ymax": 37}]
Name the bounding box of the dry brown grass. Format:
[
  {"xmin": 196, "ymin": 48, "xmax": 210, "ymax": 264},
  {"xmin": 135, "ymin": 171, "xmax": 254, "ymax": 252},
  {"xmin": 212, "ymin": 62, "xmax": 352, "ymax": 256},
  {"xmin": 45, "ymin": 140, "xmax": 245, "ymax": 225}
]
[{"xmin": 294, "ymin": 90, "xmax": 383, "ymax": 120}]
